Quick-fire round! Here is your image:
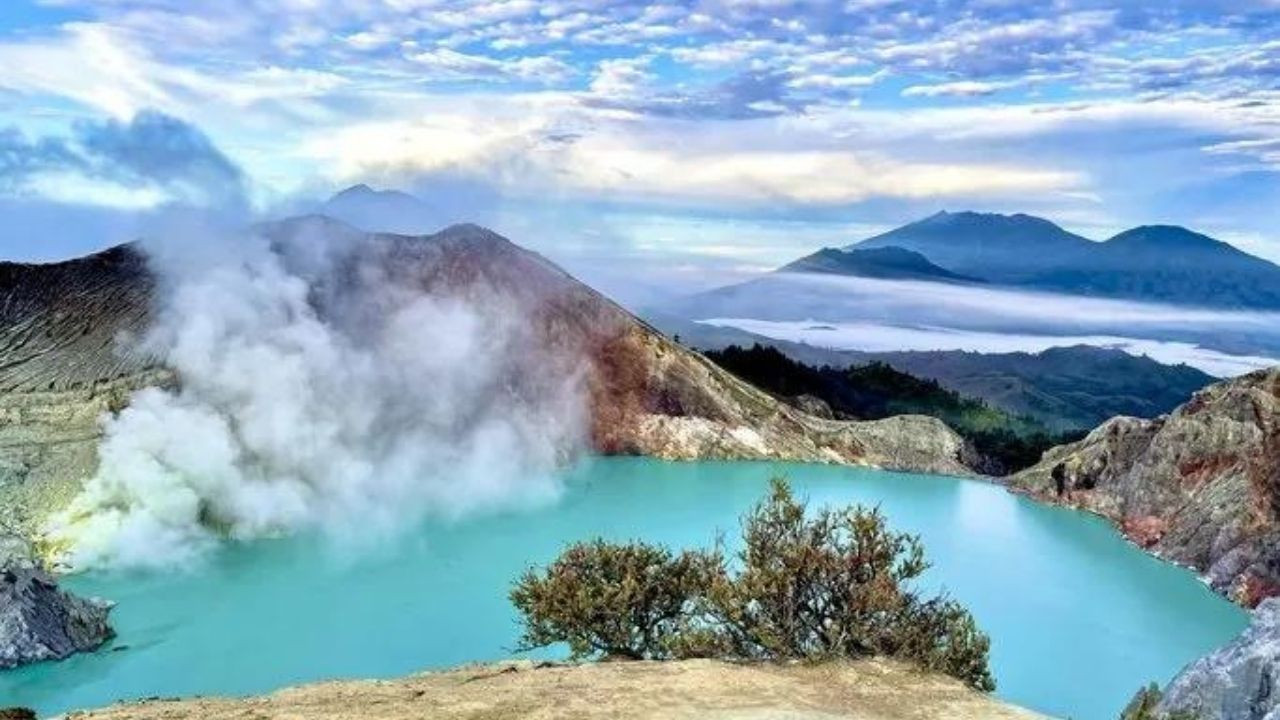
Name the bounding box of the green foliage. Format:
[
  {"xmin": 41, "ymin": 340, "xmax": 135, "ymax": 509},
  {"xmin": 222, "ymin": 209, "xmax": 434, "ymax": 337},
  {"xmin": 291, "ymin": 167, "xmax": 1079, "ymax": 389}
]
[
  {"xmin": 708, "ymin": 478, "xmax": 927, "ymax": 660},
  {"xmin": 1120, "ymin": 684, "xmax": 1164, "ymax": 720},
  {"xmin": 709, "ymin": 479, "xmax": 994, "ymax": 691},
  {"xmin": 510, "ymin": 479, "xmax": 995, "ymax": 692},
  {"xmin": 1118, "ymin": 683, "xmax": 1199, "ymax": 720},
  {"xmin": 509, "ymin": 539, "xmax": 722, "ymax": 660},
  {"xmin": 704, "ymin": 344, "xmax": 1084, "ymax": 474}
]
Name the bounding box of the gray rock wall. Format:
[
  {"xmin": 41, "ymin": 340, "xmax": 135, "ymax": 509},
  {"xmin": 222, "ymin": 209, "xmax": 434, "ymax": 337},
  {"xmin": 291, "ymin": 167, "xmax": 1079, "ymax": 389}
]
[
  {"xmin": 0, "ymin": 566, "xmax": 114, "ymax": 669},
  {"xmin": 1158, "ymin": 598, "xmax": 1280, "ymax": 720}
]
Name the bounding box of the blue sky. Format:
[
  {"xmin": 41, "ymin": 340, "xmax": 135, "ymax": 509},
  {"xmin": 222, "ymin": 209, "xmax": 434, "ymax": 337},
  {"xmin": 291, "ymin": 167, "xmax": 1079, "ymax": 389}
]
[{"xmin": 0, "ymin": 0, "xmax": 1278, "ymax": 301}]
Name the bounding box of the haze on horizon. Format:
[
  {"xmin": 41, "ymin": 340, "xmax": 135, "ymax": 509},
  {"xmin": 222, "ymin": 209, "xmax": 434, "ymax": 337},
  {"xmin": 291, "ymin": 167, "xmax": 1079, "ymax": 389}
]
[{"xmin": 0, "ymin": 1, "xmax": 1278, "ymax": 305}]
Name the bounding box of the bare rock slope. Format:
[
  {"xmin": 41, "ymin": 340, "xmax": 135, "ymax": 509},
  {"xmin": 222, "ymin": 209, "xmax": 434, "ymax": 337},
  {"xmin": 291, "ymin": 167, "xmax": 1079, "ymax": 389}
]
[
  {"xmin": 1155, "ymin": 597, "xmax": 1280, "ymax": 720},
  {"xmin": 0, "ymin": 218, "xmax": 974, "ymax": 546},
  {"xmin": 1010, "ymin": 368, "xmax": 1280, "ymax": 606},
  {"xmin": 67, "ymin": 658, "xmax": 1048, "ymax": 720},
  {"xmin": 0, "ymin": 565, "xmax": 113, "ymax": 669},
  {"xmin": 0, "ymin": 247, "xmax": 171, "ymax": 545}
]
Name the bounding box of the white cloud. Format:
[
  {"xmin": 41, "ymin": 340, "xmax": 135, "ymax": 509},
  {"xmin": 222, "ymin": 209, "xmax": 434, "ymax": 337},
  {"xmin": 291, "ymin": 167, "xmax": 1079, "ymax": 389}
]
[
  {"xmin": 301, "ymin": 105, "xmax": 1087, "ymax": 207},
  {"xmin": 405, "ymin": 47, "xmax": 575, "ymax": 83},
  {"xmin": 0, "ymin": 23, "xmax": 348, "ymax": 118},
  {"xmin": 788, "ymin": 71, "xmax": 883, "ymax": 91},
  {"xmin": 1, "ymin": 0, "xmax": 1278, "ymax": 263},
  {"xmin": 0, "ymin": 23, "xmax": 175, "ymax": 118},
  {"xmin": 902, "ymin": 79, "xmax": 1022, "ymax": 97},
  {"xmin": 25, "ymin": 172, "xmax": 169, "ymax": 209},
  {"xmin": 701, "ymin": 317, "xmax": 1278, "ymax": 378},
  {"xmin": 589, "ymin": 56, "xmax": 655, "ymax": 97}
]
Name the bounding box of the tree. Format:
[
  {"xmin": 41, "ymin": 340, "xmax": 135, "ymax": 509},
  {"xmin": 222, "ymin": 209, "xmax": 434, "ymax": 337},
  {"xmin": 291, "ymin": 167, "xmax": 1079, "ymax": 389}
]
[
  {"xmin": 509, "ymin": 539, "xmax": 722, "ymax": 660},
  {"xmin": 509, "ymin": 479, "xmax": 995, "ymax": 692},
  {"xmin": 1119, "ymin": 684, "xmax": 1199, "ymax": 720},
  {"xmin": 709, "ymin": 479, "xmax": 994, "ymax": 691}
]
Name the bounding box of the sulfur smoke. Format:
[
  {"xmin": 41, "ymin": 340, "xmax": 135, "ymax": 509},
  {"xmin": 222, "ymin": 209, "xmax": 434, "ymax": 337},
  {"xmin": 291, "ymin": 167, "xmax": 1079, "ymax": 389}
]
[{"xmin": 46, "ymin": 217, "xmax": 588, "ymax": 570}]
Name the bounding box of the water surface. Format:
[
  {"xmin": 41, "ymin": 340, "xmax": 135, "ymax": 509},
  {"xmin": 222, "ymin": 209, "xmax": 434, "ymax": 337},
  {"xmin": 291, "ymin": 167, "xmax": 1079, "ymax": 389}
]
[{"xmin": 1, "ymin": 458, "xmax": 1247, "ymax": 719}]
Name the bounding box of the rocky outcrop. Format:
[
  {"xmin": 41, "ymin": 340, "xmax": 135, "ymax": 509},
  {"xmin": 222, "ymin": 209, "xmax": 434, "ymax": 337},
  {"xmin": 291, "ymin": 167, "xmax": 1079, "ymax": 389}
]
[
  {"xmin": 588, "ymin": 321, "xmax": 971, "ymax": 475},
  {"xmin": 0, "ymin": 565, "xmax": 114, "ymax": 668},
  {"xmin": 0, "ymin": 247, "xmax": 172, "ymax": 544},
  {"xmin": 1010, "ymin": 368, "xmax": 1280, "ymax": 606},
  {"xmin": 288, "ymin": 218, "xmax": 974, "ymax": 476},
  {"xmin": 68, "ymin": 658, "xmax": 1048, "ymax": 720},
  {"xmin": 0, "ymin": 218, "xmax": 976, "ymax": 553},
  {"xmin": 1155, "ymin": 598, "xmax": 1280, "ymax": 720}
]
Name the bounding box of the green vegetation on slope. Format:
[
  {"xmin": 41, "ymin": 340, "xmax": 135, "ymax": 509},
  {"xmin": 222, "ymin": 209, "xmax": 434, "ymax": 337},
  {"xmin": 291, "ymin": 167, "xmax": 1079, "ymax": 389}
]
[
  {"xmin": 703, "ymin": 344, "xmax": 1083, "ymax": 474},
  {"xmin": 1118, "ymin": 683, "xmax": 1198, "ymax": 720},
  {"xmin": 866, "ymin": 345, "xmax": 1213, "ymax": 432},
  {"xmin": 646, "ymin": 311, "xmax": 1214, "ymax": 433},
  {"xmin": 511, "ymin": 478, "xmax": 995, "ymax": 692}
]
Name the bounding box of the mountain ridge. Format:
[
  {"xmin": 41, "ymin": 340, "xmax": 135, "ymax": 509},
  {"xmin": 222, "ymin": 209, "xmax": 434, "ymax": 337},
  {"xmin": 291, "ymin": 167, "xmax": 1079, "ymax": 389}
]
[
  {"xmin": 645, "ymin": 310, "xmax": 1217, "ymax": 432},
  {"xmin": 318, "ymin": 184, "xmax": 439, "ymax": 236},
  {"xmin": 781, "ymin": 246, "xmax": 982, "ymax": 283},
  {"xmin": 0, "ymin": 216, "xmax": 980, "ymax": 561},
  {"xmin": 839, "ymin": 211, "xmax": 1280, "ymax": 309},
  {"xmin": 851, "ymin": 210, "xmax": 1092, "ymax": 283}
]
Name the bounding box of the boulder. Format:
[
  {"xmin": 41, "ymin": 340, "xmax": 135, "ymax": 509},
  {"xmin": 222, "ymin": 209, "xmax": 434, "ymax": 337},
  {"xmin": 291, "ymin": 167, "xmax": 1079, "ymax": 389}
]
[
  {"xmin": 1158, "ymin": 597, "xmax": 1280, "ymax": 720},
  {"xmin": 0, "ymin": 564, "xmax": 114, "ymax": 669}
]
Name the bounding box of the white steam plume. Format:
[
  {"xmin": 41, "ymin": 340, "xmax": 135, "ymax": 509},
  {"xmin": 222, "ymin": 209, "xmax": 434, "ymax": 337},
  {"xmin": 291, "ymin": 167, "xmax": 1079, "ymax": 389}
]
[{"xmin": 47, "ymin": 217, "xmax": 587, "ymax": 569}]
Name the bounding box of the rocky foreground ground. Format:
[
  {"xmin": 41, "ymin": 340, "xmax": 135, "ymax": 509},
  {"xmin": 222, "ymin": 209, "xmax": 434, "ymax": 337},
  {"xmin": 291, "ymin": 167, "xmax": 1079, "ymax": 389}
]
[{"xmin": 60, "ymin": 658, "xmax": 1047, "ymax": 720}]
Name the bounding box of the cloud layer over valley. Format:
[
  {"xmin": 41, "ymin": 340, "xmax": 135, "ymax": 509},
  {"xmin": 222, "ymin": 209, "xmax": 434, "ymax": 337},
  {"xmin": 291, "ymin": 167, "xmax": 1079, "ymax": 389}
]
[{"xmin": 684, "ymin": 273, "xmax": 1280, "ymax": 376}]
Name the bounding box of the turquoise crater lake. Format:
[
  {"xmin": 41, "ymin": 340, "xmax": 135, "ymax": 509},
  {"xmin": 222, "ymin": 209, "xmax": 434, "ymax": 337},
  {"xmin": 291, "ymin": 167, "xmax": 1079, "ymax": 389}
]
[{"xmin": 1, "ymin": 458, "xmax": 1248, "ymax": 719}]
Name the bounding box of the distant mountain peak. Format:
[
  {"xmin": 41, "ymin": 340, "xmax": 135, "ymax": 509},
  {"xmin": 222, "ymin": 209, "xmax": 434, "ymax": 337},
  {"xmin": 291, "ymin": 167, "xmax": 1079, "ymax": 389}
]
[
  {"xmin": 329, "ymin": 183, "xmax": 421, "ymax": 202},
  {"xmin": 320, "ymin": 184, "xmax": 438, "ymax": 235},
  {"xmin": 781, "ymin": 245, "xmax": 981, "ymax": 283},
  {"xmin": 911, "ymin": 210, "xmax": 1066, "ymax": 231},
  {"xmin": 434, "ymin": 222, "xmax": 510, "ymax": 245},
  {"xmin": 840, "ymin": 210, "xmax": 1280, "ymax": 308},
  {"xmin": 333, "ymin": 182, "xmax": 374, "ymax": 197},
  {"xmin": 1105, "ymin": 225, "xmax": 1231, "ymax": 251},
  {"xmin": 851, "ymin": 210, "xmax": 1091, "ymax": 281}
]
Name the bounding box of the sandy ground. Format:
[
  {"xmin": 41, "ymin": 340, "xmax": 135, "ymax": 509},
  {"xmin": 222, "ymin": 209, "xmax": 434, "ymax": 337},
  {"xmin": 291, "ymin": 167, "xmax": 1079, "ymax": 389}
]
[{"xmin": 64, "ymin": 658, "xmax": 1052, "ymax": 720}]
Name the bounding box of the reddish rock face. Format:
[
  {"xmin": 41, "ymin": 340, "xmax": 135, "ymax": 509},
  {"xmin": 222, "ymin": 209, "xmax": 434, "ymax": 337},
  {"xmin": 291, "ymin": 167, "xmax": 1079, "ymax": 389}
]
[
  {"xmin": 1236, "ymin": 573, "xmax": 1280, "ymax": 608},
  {"xmin": 1013, "ymin": 369, "xmax": 1280, "ymax": 607},
  {"xmin": 1122, "ymin": 516, "xmax": 1167, "ymax": 548},
  {"xmin": 263, "ymin": 218, "xmax": 976, "ymax": 473}
]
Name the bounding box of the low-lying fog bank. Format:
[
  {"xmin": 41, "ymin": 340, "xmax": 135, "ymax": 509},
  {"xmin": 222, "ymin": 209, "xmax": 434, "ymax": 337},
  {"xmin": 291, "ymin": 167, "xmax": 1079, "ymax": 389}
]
[
  {"xmin": 697, "ymin": 317, "xmax": 1277, "ymax": 378},
  {"xmin": 672, "ymin": 272, "xmax": 1280, "ymax": 377}
]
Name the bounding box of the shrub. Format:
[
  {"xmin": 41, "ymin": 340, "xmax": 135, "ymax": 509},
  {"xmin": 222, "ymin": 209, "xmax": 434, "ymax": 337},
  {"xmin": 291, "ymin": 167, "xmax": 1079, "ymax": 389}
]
[
  {"xmin": 1119, "ymin": 683, "xmax": 1199, "ymax": 720},
  {"xmin": 889, "ymin": 596, "xmax": 993, "ymax": 691},
  {"xmin": 509, "ymin": 538, "xmax": 722, "ymax": 660},
  {"xmin": 708, "ymin": 479, "xmax": 925, "ymax": 660},
  {"xmin": 709, "ymin": 479, "xmax": 994, "ymax": 691},
  {"xmin": 510, "ymin": 478, "xmax": 995, "ymax": 692}
]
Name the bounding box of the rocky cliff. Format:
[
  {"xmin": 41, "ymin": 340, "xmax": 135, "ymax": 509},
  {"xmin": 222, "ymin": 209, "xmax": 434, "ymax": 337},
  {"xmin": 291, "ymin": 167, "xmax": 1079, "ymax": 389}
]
[
  {"xmin": 1010, "ymin": 368, "xmax": 1280, "ymax": 606},
  {"xmin": 0, "ymin": 247, "xmax": 172, "ymax": 549},
  {"xmin": 62, "ymin": 658, "xmax": 1048, "ymax": 720},
  {"xmin": 0, "ymin": 218, "xmax": 974, "ymax": 555},
  {"xmin": 0, "ymin": 565, "xmax": 114, "ymax": 669},
  {"xmin": 1153, "ymin": 598, "xmax": 1280, "ymax": 720}
]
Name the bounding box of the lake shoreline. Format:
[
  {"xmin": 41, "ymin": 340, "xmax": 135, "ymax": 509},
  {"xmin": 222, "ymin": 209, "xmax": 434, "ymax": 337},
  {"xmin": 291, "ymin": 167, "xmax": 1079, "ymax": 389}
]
[{"xmin": 3, "ymin": 458, "xmax": 1247, "ymax": 720}]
